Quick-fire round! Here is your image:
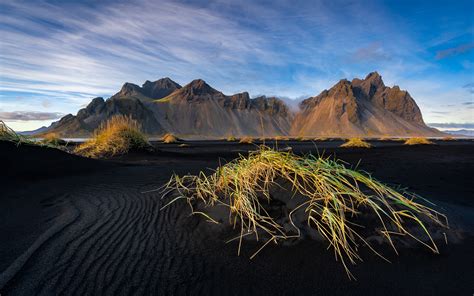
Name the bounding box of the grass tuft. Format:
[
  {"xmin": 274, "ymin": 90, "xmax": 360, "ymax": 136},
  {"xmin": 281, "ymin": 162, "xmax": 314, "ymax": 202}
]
[
  {"xmin": 404, "ymin": 137, "xmax": 434, "ymax": 145},
  {"xmin": 161, "ymin": 146, "xmax": 448, "ymax": 279},
  {"xmin": 340, "ymin": 138, "xmax": 371, "ymax": 148},
  {"xmin": 40, "ymin": 133, "xmax": 67, "ymax": 146},
  {"xmin": 162, "ymin": 133, "xmax": 179, "ymax": 143},
  {"xmin": 226, "ymin": 136, "xmax": 237, "ymax": 142},
  {"xmin": 74, "ymin": 115, "xmax": 150, "ymax": 158},
  {"xmin": 239, "ymin": 137, "xmax": 254, "ymax": 144}
]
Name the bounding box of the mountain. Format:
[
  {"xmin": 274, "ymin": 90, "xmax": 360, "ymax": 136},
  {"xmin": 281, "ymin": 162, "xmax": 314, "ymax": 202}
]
[
  {"xmin": 291, "ymin": 72, "xmax": 443, "ymax": 137},
  {"xmin": 43, "ymin": 78, "xmax": 181, "ymax": 136},
  {"xmin": 148, "ymin": 79, "xmax": 292, "ymax": 137},
  {"xmin": 44, "ymin": 78, "xmax": 292, "ymax": 138},
  {"xmin": 42, "ymin": 72, "xmax": 442, "ymax": 138}
]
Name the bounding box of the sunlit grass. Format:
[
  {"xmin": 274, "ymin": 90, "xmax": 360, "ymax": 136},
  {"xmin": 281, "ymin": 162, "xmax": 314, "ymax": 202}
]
[
  {"xmin": 40, "ymin": 133, "xmax": 66, "ymax": 146},
  {"xmin": 74, "ymin": 115, "xmax": 150, "ymax": 158},
  {"xmin": 226, "ymin": 136, "xmax": 237, "ymax": 142},
  {"xmin": 404, "ymin": 137, "xmax": 434, "ymax": 145},
  {"xmin": 340, "ymin": 138, "xmax": 371, "ymax": 148},
  {"xmin": 161, "ymin": 146, "xmax": 448, "ymax": 279},
  {"xmin": 162, "ymin": 133, "xmax": 180, "ymax": 143},
  {"xmin": 442, "ymin": 136, "xmax": 454, "ymax": 141},
  {"xmin": 239, "ymin": 137, "xmax": 254, "ymax": 144}
]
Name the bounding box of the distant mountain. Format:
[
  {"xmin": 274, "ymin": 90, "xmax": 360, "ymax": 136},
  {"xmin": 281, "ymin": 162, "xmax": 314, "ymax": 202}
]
[
  {"xmin": 291, "ymin": 72, "xmax": 443, "ymax": 137},
  {"xmin": 444, "ymin": 129, "xmax": 474, "ymax": 137},
  {"xmin": 148, "ymin": 79, "xmax": 292, "ymax": 137},
  {"xmin": 41, "ymin": 72, "xmax": 443, "ymax": 138},
  {"xmin": 44, "ymin": 78, "xmax": 291, "ymax": 138},
  {"xmin": 19, "ymin": 126, "xmax": 48, "ymax": 136}
]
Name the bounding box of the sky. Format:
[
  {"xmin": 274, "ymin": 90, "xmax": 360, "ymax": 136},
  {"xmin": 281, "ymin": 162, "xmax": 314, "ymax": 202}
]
[{"xmin": 0, "ymin": 0, "xmax": 473, "ymax": 131}]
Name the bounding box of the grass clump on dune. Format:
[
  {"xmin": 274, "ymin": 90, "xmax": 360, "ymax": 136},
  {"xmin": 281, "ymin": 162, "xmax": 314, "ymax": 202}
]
[
  {"xmin": 340, "ymin": 138, "xmax": 371, "ymax": 148},
  {"xmin": 74, "ymin": 115, "xmax": 150, "ymax": 158},
  {"xmin": 404, "ymin": 137, "xmax": 434, "ymax": 146},
  {"xmin": 442, "ymin": 136, "xmax": 454, "ymax": 141},
  {"xmin": 226, "ymin": 136, "xmax": 237, "ymax": 142},
  {"xmin": 239, "ymin": 137, "xmax": 254, "ymax": 144},
  {"xmin": 162, "ymin": 133, "xmax": 179, "ymax": 143},
  {"xmin": 40, "ymin": 133, "xmax": 67, "ymax": 146},
  {"xmin": 162, "ymin": 146, "xmax": 448, "ymax": 279}
]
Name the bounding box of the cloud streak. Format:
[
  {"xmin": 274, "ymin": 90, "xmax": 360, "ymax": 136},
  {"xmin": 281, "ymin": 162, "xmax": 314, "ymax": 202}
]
[
  {"xmin": 0, "ymin": 111, "xmax": 65, "ymax": 121},
  {"xmin": 435, "ymin": 42, "xmax": 474, "ymax": 59}
]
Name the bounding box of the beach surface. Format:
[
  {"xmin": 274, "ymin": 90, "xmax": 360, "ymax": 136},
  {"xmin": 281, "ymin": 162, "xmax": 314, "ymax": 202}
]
[{"xmin": 1, "ymin": 139, "xmax": 473, "ymax": 295}]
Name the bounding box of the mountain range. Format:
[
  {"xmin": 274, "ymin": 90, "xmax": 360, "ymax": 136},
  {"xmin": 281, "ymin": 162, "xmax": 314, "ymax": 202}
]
[{"xmin": 41, "ymin": 72, "xmax": 443, "ymax": 138}]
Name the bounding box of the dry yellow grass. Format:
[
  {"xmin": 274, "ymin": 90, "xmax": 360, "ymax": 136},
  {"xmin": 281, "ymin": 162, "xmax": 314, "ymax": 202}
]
[
  {"xmin": 442, "ymin": 136, "xmax": 454, "ymax": 141},
  {"xmin": 74, "ymin": 115, "xmax": 150, "ymax": 158},
  {"xmin": 41, "ymin": 133, "xmax": 66, "ymax": 146},
  {"xmin": 314, "ymin": 137, "xmax": 328, "ymax": 141},
  {"xmin": 226, "ymin": 136, "xmax": 237, "ymax": 142},
  {"xmin": 340, "ymin": 138, "xmax": 371, "ymax": 148},
  {"xmin": 162, "ymin": 133, "xmax": 179, "ymax": 143},
  {"xmin": 162, "ymin": 146, "xmax": 448, "ymax": 279},
  {"xmin": 239, "ymin": 137, "xmax": 254, "ymax": 144},
  {"xmin": 404, "ymin": 137, "xmax": 434, "ymax": 145}
]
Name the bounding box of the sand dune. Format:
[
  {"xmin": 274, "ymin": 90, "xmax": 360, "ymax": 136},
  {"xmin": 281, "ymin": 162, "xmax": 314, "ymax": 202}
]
[{"xmin": 1, "ymin": 140, "xmax": 473, "ymax": 295}]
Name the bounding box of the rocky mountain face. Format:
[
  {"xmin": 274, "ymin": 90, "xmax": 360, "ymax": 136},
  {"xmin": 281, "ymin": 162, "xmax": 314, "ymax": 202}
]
[
  {"xmin": 291, "ymin": 72, "xmax": 442, "ymax": 137},
  {"xmin": 44, "ymin": 72, "xmax": 442, "ymax": 138},
  {"xmin": 149, "ymin": 79, "xmax": 292, "ymax": 137}
]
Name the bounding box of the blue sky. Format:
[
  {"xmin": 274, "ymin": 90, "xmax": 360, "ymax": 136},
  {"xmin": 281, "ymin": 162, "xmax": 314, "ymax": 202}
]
[{"xmin": 0, "ymin": 0, "xmax": 473, "ymax": 131}]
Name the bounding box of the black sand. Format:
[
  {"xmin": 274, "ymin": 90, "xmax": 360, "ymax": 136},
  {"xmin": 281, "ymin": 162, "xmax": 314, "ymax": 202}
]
[{"xmin": 1, "ymin": 140, "xmax": 473, "ymax": 295}]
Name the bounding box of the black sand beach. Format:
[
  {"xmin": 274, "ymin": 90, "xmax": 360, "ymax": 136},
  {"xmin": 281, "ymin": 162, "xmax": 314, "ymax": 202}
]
[{"xmin": 1, "ymin": 140, "xmax": 473, "ymax": 295}]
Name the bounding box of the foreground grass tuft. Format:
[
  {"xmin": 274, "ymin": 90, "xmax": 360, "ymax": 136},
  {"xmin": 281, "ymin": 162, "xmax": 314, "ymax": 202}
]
[
  {"xmin": 162, "ymin": 146, "xmax": 448, "ymax": 279},
  {"xmin": 226, "ymin": 136, "xmax": 237, "ymax": 142},
  {"xmin": 74, "ymin": 115, "xmax": 150, "ymax": 158},
  {"xmin": 340, "ymin": 138, "xmax": 372, "ymax": 148},
  {"xmin": 404, "ymin": 137, "xmax": 434, "ymax": 145}
]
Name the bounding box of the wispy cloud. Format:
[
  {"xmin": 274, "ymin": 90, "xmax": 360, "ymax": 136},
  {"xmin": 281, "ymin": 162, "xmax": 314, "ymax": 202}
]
[
  {"xmin": 463, "ymin": 83, "xmax": 474, "ymax": 94},
  {"xmin": 0, "ymin": 111, "xmax": 64, "ymax": 121},
  {"xmin": 351, "ymin": 42, "xmax": 392, "ymax": 62},
  {"xmin": 435, "ymin": 42, "xmax": 474, "ymax": 59}
]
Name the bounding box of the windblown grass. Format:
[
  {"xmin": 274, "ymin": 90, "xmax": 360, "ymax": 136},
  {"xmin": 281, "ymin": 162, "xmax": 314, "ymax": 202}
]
[
  {"xmin": 226, "ymin": 136, "xmax": 237, "ymax": 142},
  {"xmin": 161, "ymin": 146, "xmax": 447, "ymax": 279},
  {"xmin": 40, "ymin": 133, "xmax": 66, "ymax": 146},
  {"xmin": 0, "ymin": 120, "xmax": 35, "ymax": 145},
  {"xmin": 74, "ymin": 115, "xmax": 150, "ymax": 158},
  {"xmin": 239, "ymin": 137, "xmax": 254, "ymax": 144},
  {"xmin": 162, "ymin": 133, "xmax": 179, "ymax": 143},
  {"xmin": 404, "ymin": 137, "xmax": 434, "ymax": 145},
  {"xmin": 340, "ymin": 138, "xmax": 372, "ymax": 148}
]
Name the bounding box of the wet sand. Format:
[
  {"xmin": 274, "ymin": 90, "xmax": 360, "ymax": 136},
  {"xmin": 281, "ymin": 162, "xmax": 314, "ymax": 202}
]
[{"xmin": 1, "ymin": 139, "xmax": 473, "ymax": 295}]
